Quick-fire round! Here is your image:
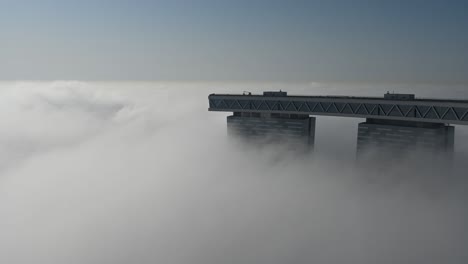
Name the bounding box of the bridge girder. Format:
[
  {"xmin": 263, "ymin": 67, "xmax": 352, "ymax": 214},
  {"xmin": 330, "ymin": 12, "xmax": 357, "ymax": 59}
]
[{"xmin": 209, "ymin": 94, "xmax": 468, "ymax": 125}]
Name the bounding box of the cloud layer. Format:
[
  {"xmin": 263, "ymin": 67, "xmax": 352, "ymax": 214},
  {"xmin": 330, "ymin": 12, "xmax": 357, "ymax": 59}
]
[{"xmin": 0, "ymin": 82, "xmax": 467, "ymax": 264}]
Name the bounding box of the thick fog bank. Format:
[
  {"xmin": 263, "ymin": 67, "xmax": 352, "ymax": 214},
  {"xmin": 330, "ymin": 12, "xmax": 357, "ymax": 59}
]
[{"xmin": 0, "ymin": 82, "xmax": 467, "ymax": 264}]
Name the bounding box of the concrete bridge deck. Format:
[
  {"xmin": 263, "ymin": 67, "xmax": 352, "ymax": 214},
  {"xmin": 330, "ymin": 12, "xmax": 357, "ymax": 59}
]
[{"xmin": 209, "ymin": 92, "xmax": 468, "ymax": 125}]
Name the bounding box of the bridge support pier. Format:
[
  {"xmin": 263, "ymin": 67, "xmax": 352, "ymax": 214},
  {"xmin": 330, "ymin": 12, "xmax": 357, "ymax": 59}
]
[
  {"xmin": 357, "ymin": 118, "xmax": 454, "ymax": 159},
  {"xmin": 227, "ymin": 112, "xmax": 315, "ymax": 149}
]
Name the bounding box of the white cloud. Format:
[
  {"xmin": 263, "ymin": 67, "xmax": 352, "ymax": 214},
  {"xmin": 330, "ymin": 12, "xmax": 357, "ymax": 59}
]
[{"xmin": 0, "ymin": 81, "xmax": 467, "ymax": 264}]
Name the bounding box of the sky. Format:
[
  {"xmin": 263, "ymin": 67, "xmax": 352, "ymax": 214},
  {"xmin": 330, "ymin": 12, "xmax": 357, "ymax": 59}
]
[{"xmin": 1, "ymin": 0, "xmax": 468, "ymax": 83}]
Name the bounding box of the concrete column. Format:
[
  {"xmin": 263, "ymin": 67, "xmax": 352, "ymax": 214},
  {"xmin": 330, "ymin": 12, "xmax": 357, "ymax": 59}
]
[
  {"xmin": 356, "ymin": 118, "xmax": 454, "ymax": 159},
  {"xmin": 227, "ymin": 112, "xmax": 315, "ymax": 149}
]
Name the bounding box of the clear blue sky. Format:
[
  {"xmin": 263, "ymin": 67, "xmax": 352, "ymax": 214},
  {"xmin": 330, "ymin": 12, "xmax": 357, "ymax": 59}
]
[{"xmin": 1, "ymin": 0, "xmax": 467, "ymax": 83}]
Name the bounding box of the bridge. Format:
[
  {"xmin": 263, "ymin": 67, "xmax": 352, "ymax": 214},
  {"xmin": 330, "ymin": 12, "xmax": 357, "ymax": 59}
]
[{"xmin": 209, "ymin": 91, "xmax": 468, "ymax": 156}]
